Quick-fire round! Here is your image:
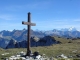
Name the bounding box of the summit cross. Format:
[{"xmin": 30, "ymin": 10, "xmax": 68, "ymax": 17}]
[{"xmin": 22, "ymin": 12, "xmax": 36, "ymax": 56}]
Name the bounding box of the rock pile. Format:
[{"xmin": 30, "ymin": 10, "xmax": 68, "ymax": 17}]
[{"xmin": 3, "ymin": 51, "xmax": 48, "ymax": 60}]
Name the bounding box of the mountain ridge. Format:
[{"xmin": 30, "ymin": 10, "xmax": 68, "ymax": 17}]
[
  {"xmin": 0, "ymin": 27, "xmax": 80, "ymax": 41},
  {"xmin": 6, "ymin": 36, "xmax": 59, "ymax": 49},
  {"xmin": 0, "ymin": 27, "xmax": 80, "ymax": 48}
]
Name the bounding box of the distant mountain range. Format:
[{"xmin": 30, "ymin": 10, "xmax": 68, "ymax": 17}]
[{"xmin": 0, "ymin": 27, "xmax": 80, "ymax": 48}]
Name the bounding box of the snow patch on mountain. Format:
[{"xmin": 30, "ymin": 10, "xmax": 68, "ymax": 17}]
[
  {"xmin": 61, "ymin": 27, "xmax": 77, "ymax": 31},
  {"xmin": 68, "ymin": 27, "xmax": 77, "ymax": 31},
  {"xmin": 0, "ymin": 32, "xmax": 3, "ymax": 38}
]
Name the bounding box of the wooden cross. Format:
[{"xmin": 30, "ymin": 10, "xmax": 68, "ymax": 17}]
[{"xmin": 22, "ymin": 12, "xmax": 36, "ymax": 56}]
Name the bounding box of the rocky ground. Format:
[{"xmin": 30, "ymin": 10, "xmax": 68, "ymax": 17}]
[
  {"xmin": 1, "ymin": 51, "xmax": 80, "ymax": 60},
  {"xmin": 1, "ymin": 51, "xmax": 49, "ymax": 60}
]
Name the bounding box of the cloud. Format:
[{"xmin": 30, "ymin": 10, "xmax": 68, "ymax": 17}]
[
  {"xmin": 33, "ymin": 19, "xmax": 69, "ymax": 25},
  {"xmin": 31, "ymin": 19, "xmax": 69, "ymax": 30},
  {"xmin": 0, "ymin": 14, "xmax": 19, "ymax": 21},
  {"xmin": 0, "ymin": 22, "xmax": 24, "ymax": 31},
  {"xmin": 3, "ymin": 0, "xmax": 51, "ymax": 11},
  {"xmin": 31, "ymin": 18, "xmax": 80, "ymax": 30},
  {"xmin": 73, "ymin": 19, "xmax": 80, "ymax": 22},
  {"xmin": 0, "ymin": 18, "xmax": 80, "ymax": 31}
]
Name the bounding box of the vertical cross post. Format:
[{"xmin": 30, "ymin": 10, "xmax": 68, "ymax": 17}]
[
  {"xmin": 22, "ymin": 12, "xmax": 36, "ymax": 56},
  {"xmin": 27, "ymin": 12, "xmax": 31, "ymax": 56}
]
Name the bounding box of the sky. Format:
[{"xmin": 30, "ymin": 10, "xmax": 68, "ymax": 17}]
[{"xmin": 0, "ymin": 0, "xmax": 80, "ymax": 31}]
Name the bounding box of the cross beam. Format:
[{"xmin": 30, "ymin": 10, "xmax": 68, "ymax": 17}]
[
  {"xmin": 22, "ymin": 12, "xmax": 36, "ymax": 56},
  {"xmin": 22, "ymin": 21, "xmax": 36, "ymax": 26}
]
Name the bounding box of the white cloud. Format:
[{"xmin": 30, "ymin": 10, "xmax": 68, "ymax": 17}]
[
  {"xmin": 0, "ymin": 22, "xmax": 24, "ymax": 31},
  {"xmin": 0, "ymin": 14, "xmax": 19, "ymax": 20},
  {"xmin": 31, "ymin": 18, "xmax": 80, "ymax": 30},
  {"xmin": 73, "ymin": 19, "xmax": 80, "ymax": 22}
]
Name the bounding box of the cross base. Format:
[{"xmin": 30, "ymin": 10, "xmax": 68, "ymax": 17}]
[{"xmin": 26, "ymin": 50, "xmax": 31, "ymax": 56}]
